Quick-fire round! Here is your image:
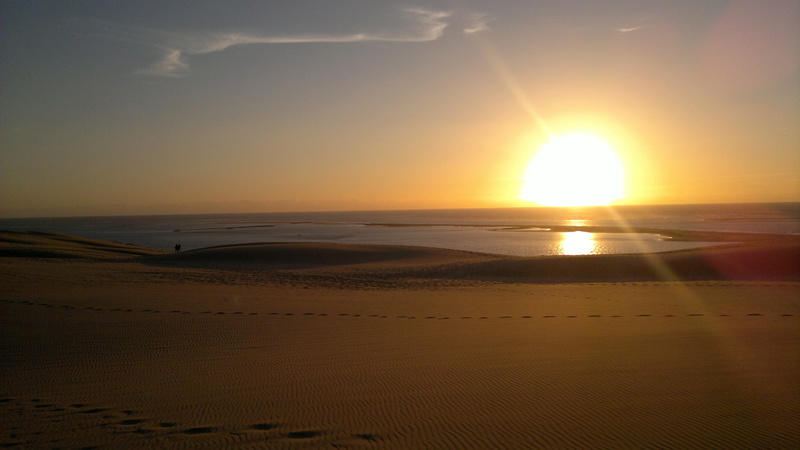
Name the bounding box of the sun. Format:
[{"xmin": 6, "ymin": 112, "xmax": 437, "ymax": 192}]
[{"xmin": 519, "ymin": 132, "xmax": 625, "ymax": 207}]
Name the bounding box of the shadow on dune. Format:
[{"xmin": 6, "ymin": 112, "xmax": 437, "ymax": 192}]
[
  {"xmin": 0, "ymin": 231, "xmax": 165, "ymax": 259},
  {"xmin": 143, "ymin": 242, "xmax": 492, "ymax": 271},
  {"xmin": 144, "ymin": 240, "xmax": 800, "ymax": 282},
  {"xmin": 439, "ymin": 241, "xmax": 800, "ymax": 282}
]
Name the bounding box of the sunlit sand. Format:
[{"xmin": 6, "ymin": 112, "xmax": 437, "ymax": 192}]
[{"xmin": 1, "ymin": 231, "xmax": 798, "ymax": 447}]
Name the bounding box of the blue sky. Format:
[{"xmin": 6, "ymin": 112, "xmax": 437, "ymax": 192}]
[{"xmin": 2, "ymin": 0, "xmax": 798, "ymax": 217}]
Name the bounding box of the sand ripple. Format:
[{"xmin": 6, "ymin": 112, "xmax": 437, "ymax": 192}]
[{"xmin": 2, "ymin": 234, "xmax": 798, "ymax": 448}]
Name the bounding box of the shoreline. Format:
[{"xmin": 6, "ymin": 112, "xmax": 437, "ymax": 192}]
[
  {"xmin": 492, "ymin": 224, "xmax": 800, "ymax": 242},
  {"xmin": 170, "ymin": 220, "xmax": 800, "ymax": 242}
]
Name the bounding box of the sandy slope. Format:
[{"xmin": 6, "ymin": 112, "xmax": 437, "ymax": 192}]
[
  {"xmin": 0, "ymin": 231, "xmax": 165, "ymax": 259},
  {"xmin": 1, "ymin": 231, "xmax": 798, "ymax": 448}
]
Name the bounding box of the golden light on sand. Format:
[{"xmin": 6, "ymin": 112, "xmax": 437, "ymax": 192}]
[
  {"xmin": 2, "ymin": 231, "xmax": 799, "ymax": 447},
  {"xmin": 519, "ymin": 133, "xmax": 625, "ymax": 206}
]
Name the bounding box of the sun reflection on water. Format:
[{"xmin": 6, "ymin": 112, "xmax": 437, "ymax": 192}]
[{"xmin": 559, "ymin": 231, "xmax": 597, "ymax": 255}]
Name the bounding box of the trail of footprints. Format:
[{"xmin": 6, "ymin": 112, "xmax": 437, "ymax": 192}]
[
  {"xmin": 2, "ymin": 299, "xmax": 796, "ymax": 319},
  {"xmin": 0, "ymin": 398, "xmax": 371, "ymax": 447}
]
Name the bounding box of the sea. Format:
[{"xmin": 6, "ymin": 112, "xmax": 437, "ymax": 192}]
[{"xmin": 1, "ymin": 203, "xmax": 798, "ymax": 257}]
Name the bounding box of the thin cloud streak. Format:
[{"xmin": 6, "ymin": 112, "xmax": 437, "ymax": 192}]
[
  {"xmin": 462, "ymin": 13, "xmax": 492, "ymax": 34},
  {"xmin": 134, "ymin": 7, "xmax": 462, "ymax": 77},
  {"xmin": 137, "ymin": 49, "xmax": 188, "ymax": 78},
  {"xmin": 616, "ymin": 26, "xmax": 647, "ymax": 33}
]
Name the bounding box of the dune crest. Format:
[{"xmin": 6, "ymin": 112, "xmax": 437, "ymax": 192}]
[{"xmin": 0, "ymin": 231, "xmax": 165, "ymax": 259}]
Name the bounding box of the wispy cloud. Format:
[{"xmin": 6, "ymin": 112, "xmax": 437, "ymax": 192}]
[
  {"xmin": 615, "ymin": 15, "xmax": 655, "ymax": 34},
  {"xmin": 462, "ymin": 13, "xmax": 492, "ymax": 34},
  {"xmin": 131, "ymin": 7, "xmax": 470, "ymax": 77},
  {"xmin": 136, "ymin": 49, "xmax": 188, "ymax": 77},
  {"xmin": 616, "ymin": 26, "xmax": 647, "ymax": 33}
]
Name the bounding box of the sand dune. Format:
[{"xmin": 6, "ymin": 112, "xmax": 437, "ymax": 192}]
[
  {"xmin": 142, "ymin": 238, "xmax": 800, "ymax": 282},
  {"xmin": 0, "ymin": 231, "xmax": 165, "ymax": 259},
  {"xmin": 6, "ymin": 230, "xmax": 795, "ymax": 281},
  {"xmin": 146, "ymin": 241, "xmax": 498, "ymax": 271},
  {"xmin": 1, "ymin": 232, "xmax": 798, "ymax": 448}
]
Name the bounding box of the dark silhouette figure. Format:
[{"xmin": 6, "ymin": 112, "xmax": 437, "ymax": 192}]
[{"xmin": 174, "ymin": 244, "xmax": 181, "ymax": 253}]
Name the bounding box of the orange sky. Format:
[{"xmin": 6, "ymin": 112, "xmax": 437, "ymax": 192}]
[{"xmin": 2, "ymin": 0, "xmax": 798, "ymax": 217}]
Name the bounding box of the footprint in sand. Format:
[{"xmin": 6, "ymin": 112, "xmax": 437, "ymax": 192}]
[
  {"xmin": 79, "ymin": 408, "xmax": 108, "ymax": 414},
  {"xmin": 119, "ymin": 419, "xmax": 146, "ymax": 426},
  {"xmin": 182, "ymin": 426, "xmax": 215, "ymax": 435},
  {"xmin": 287, "ymin": 430, "xmax": 320, "ymax": 439}
]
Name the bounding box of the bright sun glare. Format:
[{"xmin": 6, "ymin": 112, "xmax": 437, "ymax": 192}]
[{"xmin": 519, "ymin": 132, "xmax": 625, "ymax": 207}]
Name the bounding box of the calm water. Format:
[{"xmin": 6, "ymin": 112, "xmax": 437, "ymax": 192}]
[{"xmin": 1, "ymin": 203, "xmax": 798, "ymax": 257}]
